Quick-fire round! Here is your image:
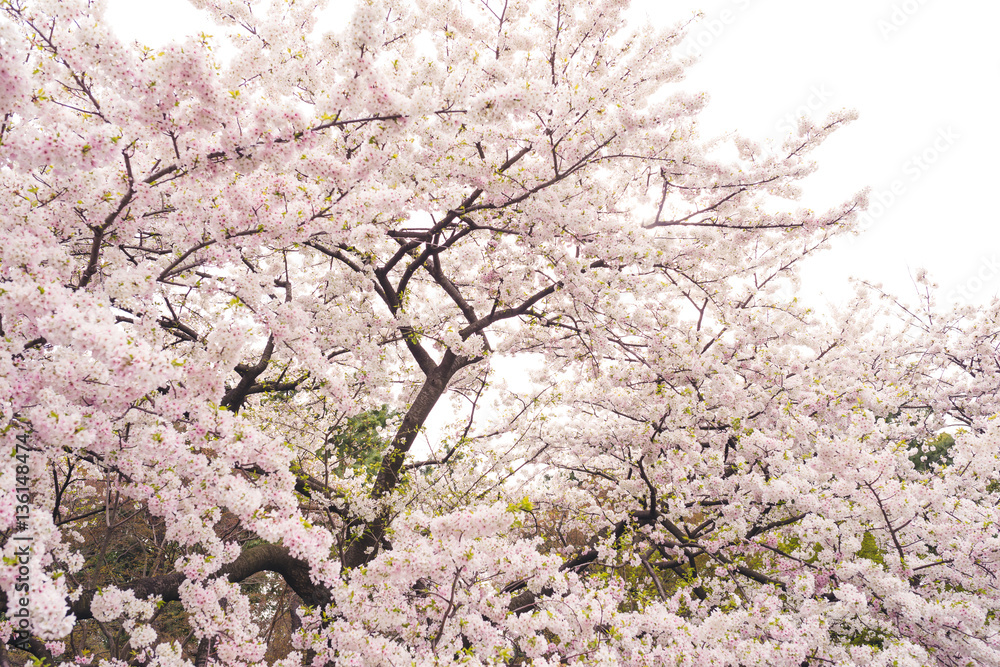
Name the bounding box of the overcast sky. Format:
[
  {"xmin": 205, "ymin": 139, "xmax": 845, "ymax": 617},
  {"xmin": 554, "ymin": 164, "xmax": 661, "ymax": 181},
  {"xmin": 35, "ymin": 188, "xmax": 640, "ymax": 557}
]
[{"xmin": 106, "ymin": 0, "xmax": 1000, "ymax": 309}]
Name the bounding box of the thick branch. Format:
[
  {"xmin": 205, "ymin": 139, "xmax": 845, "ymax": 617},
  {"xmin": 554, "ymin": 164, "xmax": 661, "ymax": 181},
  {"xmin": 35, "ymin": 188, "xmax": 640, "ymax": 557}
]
[
  {"xmin": 66, "ymin": 543, "xmax": 328, "ymax": 621},
  {"xmin": 221, "ymin": 335, "xmax": 275, "ymax": 413},
  {"xmin": 79, "ymin": 156, "xmax": 135, "ymax": 289},
  {"xmin": 342, "ymin": 351, "xmax": 469, "ymax": 569},
  {"xmin": 459, "ymin": 282, "xmax": 561, "ymax": 340},
  {"xmin": 0, "ymin": 544, "xmax": 326, "ymax": 659}
]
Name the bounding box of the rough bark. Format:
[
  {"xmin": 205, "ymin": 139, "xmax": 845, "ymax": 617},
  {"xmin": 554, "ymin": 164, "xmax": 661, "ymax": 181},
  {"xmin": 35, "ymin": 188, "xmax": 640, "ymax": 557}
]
[{"xmin": 342, "ymin": 351, "xmax": 467, "ymax": 569}]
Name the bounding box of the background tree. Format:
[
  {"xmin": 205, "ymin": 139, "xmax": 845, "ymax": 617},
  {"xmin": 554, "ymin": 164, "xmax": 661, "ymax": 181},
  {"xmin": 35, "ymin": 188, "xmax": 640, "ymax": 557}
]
[{"xmin": 2, "ymin": 0, "xmax": 999, "ymax": 665}]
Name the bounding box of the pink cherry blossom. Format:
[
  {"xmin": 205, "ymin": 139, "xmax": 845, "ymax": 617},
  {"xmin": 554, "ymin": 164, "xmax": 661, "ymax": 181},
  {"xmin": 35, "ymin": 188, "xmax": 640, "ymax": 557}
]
[{"xmin": 0, "ymin": 0, "xmax": 998, "ymax": 665}]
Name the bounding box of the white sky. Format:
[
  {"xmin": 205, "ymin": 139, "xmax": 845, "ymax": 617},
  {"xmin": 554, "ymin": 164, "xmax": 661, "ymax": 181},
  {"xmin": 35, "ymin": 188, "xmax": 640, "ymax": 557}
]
[
  {"xmin": 648, "ymin": 0, "xmax": 1000, "ymax": 310},
  {"xmin": 106, "ymin": 0, "xmax": 1000, "ymax": 309}
]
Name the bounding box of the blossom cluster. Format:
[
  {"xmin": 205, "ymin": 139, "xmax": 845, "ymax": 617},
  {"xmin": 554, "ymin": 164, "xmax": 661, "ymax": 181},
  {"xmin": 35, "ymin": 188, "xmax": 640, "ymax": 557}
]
[{"xmin": 1, "ymin": 0, "xmax": 998, "ymax": 665}]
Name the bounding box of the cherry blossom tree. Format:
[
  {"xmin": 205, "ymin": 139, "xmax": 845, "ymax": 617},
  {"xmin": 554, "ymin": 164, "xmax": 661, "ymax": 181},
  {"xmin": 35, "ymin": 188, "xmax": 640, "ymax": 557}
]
[{"xmin": 2, "ymin": 0, "xmax": 999, "ymax": 665}]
